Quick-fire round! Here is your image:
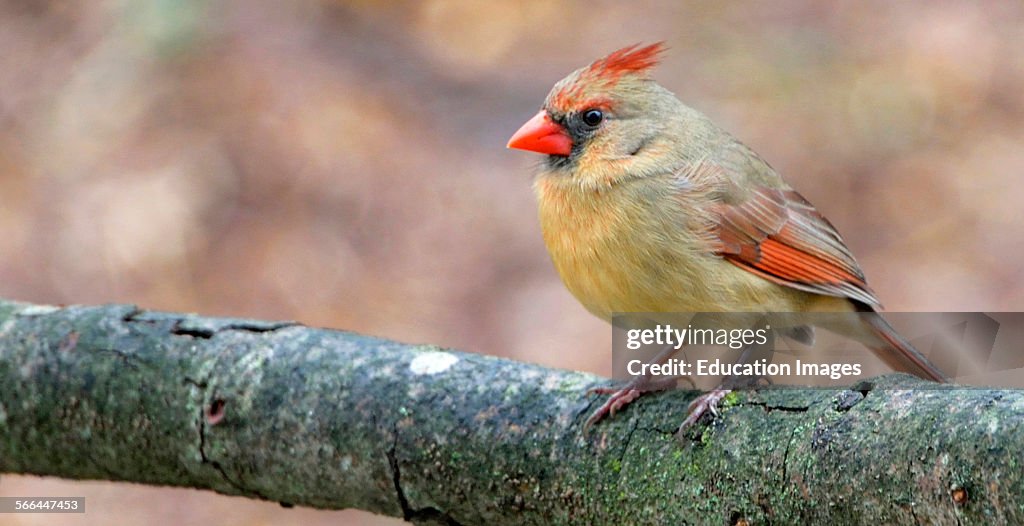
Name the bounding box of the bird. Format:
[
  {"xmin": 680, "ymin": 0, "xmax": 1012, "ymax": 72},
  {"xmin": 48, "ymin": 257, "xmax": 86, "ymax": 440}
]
[{"xmin": 506, "ymin": 43, "xmax": 948, "ymax": 433}]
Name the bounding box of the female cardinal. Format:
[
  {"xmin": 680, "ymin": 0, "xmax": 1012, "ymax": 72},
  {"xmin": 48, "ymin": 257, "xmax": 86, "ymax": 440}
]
[{"xmin": 507, "ymin": 43, "xmax": 948, "ymax": 432}]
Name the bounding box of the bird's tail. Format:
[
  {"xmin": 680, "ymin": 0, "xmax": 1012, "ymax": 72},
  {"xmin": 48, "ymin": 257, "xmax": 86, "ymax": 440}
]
[{"xmin": 862, "ymin": 311, "xmax": 949, "ymax": 382}]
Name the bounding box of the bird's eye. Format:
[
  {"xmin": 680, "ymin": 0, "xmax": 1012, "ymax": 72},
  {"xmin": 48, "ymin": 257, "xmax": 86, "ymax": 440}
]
[{"xmin": 581, "ymin": 109, "xmax": 604, "ymax": 127}]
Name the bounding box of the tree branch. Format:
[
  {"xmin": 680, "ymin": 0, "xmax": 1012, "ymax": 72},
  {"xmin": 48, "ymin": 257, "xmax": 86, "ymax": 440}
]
[{"xmin": 0, "ymin": 299, "xmax": 1021, "ymax": 524}]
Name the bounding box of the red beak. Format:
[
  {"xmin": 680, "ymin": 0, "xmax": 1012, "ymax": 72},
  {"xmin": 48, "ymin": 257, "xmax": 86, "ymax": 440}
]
[{"xmin": 507, "ymin": 111, "xmax": 573, "ymax": 156}]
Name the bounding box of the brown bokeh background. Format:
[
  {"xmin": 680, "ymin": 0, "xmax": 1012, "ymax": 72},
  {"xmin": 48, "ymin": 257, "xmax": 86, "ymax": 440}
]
[{"xmin": 2, "ymin": 1, "xmax": 1022, "ymax": 524}]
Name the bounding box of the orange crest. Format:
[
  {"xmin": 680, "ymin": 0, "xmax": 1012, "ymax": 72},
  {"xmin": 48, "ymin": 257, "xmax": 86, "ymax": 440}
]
[
  {"xmin": 587, "ymin": 42, "xmax": 665, "ymax": 81},
  {"xmin": 550, "ymin": 42, "xmax": 666, "ymax": 110}
]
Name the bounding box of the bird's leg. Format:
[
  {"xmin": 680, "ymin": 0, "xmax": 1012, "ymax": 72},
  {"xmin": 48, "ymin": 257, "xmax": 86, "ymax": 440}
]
[
  {"xmin": 676, "ymin": 388, "xmax": 730, "ymax": 433},
  {"xmin": 674, "ymin": 373, "xmax": 767, "ymax": 434},
  {"xmin": 585, "ymin": 344, "xmax": 690, "ymax": 428},
  {"xmin": 676, "ymin": 337, "xmax": 771, "ymax": 434},
  {"xmin": 585, "ymin": 375, "xmax": 682, "ymax": 427}
]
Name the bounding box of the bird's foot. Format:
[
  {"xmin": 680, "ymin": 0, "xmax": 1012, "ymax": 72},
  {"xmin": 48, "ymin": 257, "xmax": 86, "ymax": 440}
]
[
  {"xmin": 676, "ymin": 388, "xmax": 731, "ymax": 436},
  {"xmin": 585, "ymin": 376, "xmax": 680, "ymax": 429}
]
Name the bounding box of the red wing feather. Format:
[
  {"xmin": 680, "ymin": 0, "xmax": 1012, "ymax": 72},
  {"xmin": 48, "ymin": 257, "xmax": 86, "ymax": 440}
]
[{"xmin": 715, "ymin": 188, "xmax": 881, "ymax": 307}]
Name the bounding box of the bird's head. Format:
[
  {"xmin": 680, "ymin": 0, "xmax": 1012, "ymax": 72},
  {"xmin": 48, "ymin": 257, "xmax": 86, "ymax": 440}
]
[{"xmin": 508, "ymin": 43, "xmax": 690, "ymax": 184}]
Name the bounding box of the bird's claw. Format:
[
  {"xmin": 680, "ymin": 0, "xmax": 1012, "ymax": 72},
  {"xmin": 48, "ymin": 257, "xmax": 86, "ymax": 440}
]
[
  {"xmin": 676, "ymin": 388, "xmax": 731, "ymax": 436},
  {"xmin": 585, "ymin": 388, "xmax": 641, "ymax": 429},
  {"xmin": 585, "ymin": 376, "xmax": 680, "ymax": 429}
]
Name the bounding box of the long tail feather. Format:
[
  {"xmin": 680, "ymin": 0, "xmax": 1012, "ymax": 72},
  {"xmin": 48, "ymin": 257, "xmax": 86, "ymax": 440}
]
[{"xmin": 863, "ymin": 312, "xmax": 949, "ymax": 382}]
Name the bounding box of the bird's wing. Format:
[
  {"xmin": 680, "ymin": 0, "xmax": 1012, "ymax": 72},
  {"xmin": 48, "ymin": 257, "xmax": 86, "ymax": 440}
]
[{"xmin": 712, "ymin": 186, "xmax": 881, "ymax": 308}]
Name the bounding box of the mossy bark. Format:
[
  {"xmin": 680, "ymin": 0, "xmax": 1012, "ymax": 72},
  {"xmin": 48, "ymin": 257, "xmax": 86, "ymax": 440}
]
[{"xmin": 0, "ymin": 299, "xmax": 1021, "ymax": 525}]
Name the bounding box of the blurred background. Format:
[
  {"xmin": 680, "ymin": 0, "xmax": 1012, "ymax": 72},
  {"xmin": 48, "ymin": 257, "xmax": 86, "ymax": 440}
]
[{"xmin": 1, "ymin": 0, "xmax": 1022, "ymax": 524}]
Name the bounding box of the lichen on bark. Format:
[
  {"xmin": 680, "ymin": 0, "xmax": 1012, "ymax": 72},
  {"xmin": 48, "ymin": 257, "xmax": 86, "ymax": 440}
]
[{"xmin": 1, "ymin": 299, "xmax": 1022, "ymax": 525}]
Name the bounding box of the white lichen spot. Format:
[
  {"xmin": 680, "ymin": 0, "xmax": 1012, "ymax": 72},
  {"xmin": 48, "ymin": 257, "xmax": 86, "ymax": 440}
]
[
  {"xmin": 409, "ymin": 351, "xmax": 458, "ymax": 375},
  {"xmin": 340, "ymin": 455, "xmax": 353, "ymax": 471},
  {"xmin": 17, "ymin": 304, "xmax": 61, "ymax": 316},
  {"xmin": 542, "ymin": 374, "xmax": 564, "ymax": 391}
]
